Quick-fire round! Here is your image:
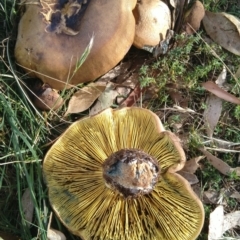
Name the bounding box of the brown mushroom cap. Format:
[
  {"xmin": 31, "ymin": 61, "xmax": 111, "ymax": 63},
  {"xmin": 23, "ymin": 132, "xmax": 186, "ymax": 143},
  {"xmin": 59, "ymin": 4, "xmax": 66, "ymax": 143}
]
[
  {"xmin": 43, "ymin": 107, "xmax": 204, "ymax": 239},
  {"xmin": 133, "ymin": 0, "xmax": 171, "ymax": 49},
  {"xmin": 15, "ymin": 0, "xmax": 137, "ymax": 90}
]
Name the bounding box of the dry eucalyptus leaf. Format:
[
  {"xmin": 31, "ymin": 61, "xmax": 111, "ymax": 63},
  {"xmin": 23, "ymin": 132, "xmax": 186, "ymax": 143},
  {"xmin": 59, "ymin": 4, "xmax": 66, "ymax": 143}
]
[
  {"xmin": 199, "ymin": 148, "xmax": 240, "ymax": 176},
  {"xmin": 235, "ymin": 65, "xmax": 240, "ymax": 78},
  {"xmin": 64, "ymin": 83, "xmax": 106, "ymax": 115},
  {"xmin": 177, "ymin": 170, "xmax": 199, "ymax": 185},
  {"xmin": 222, "ymin": 12, "xmax": 240, "ymax": 35},
  {"xmin": 202, "ymin": 11, "xmax": 240, "ymax": 56},
  {"xmin": 203, "ymin": 68, "xmax": 227, "ymax": 137},
  {"xmin": 209, "ymin": 206, "xmax": 240, "ymax": 239},
  {"xmin": 230, "ymin": 191, "xmax": 240, "ymax": 199},
  {"xmin": 119, "ymin": 73, "xmax": 139, "ymax": 89},
  {"xmin": 90, "ymin": 82, "xmax": 118, "ymax": 115},
  {"xmin": 181, "ymin": 156, "xmax": 205, "ymax": 174},
  {"xmin": 202, "ymin": 81, "xmax": 240, "ymax": 105},
  {"xmin": 120, "ymin": 84, "xmax": 145, "ymax": 107},
  {"xmin": 215, "ymin": 66, "xmax": 227, "ymax": 87},
  {"xmin": 203, "ymin": 94, "xmax": 222, "ymax": 137},
  {"xmin": 223, "ymin": 211, "xmax": 240, "ymax": 233},
  {"xmin": 203, "ymin": 189, "xmax": 219, "ymax": 204},
  {"xmin": 98, "ymin": 62, "xmax": 131, "ymax": 83},
  {"xmin": 47, "ymin": 212, "xmax": 66, "ymax": 240},
  {"xmin": 208, "ymin": 205, "xmax": 224, "ymax": 240},
  {"xmin": 34, "ymin": 87, "xmax": 64, "ymax": 111},
  {"xmin": 21, "ymin": 188, "xmax": 34, "ymax": 227},
  {"xmin": 47, "ymin": 228, "xmax": 66, "ymax": 240},
  {"xmin": 115, "ymin": 86, "xmax": 131, "ymax": 105}
]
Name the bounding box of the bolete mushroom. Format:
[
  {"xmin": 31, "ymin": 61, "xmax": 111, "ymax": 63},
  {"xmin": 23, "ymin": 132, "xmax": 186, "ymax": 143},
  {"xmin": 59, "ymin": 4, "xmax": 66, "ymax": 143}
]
[
  {"xmin": 133, "ymin": 0, "xmax": 171, "ymax": 49},
  {"xmin": 15, "ymin": 0, "xmax": 137, "ymax": 90},
  {"xmin": 43, "ymin": 107, "xmax": 204, "ymax": 240},
  {"xmin": 15, "ymin": 0, "xmax": 173, "ymax": 90}
]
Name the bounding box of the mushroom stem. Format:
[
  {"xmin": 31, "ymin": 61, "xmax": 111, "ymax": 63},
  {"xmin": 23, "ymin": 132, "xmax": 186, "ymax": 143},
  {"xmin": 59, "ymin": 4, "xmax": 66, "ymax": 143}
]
[{"xmin": 103, "ymin": 149, "xmax": 160, "ymax": 198}]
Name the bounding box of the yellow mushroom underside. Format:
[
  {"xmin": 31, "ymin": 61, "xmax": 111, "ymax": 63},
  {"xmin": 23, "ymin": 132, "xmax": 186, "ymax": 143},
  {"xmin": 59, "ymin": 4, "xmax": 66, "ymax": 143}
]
[{"xmin": 43, "ymin": 108, "xmax": 204, "ymax": 240}]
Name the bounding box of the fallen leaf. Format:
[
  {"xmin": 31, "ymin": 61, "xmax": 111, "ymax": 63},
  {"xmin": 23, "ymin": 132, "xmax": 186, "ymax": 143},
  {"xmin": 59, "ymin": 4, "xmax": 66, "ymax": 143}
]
[
  {"xmin": 202, "ymin": 81, "xmax": 240, "ymax": 104},
  {"xmin": 120, "ymin": 84, "xmax": 145, "ymax": 107},
  {"xmin": 203, "ymin": 94, "xmax": 222, "ymax": 137},
  {"xmin": 215, "ymin": 66, "xmax": 227, "ymax": 87},
  {"xmin": 21, "ymin": 188, "xmax": 34, "ymax": 227},
  {"xmin": 64, "ymin": 83, "xmax": 106, "ymax": 115},
  {"xmin": 47, "ymin": 229, "xmax": 66, "ymax": 240},
  {"xmin": 203, "ymin": 189, "xmax": 219, "ymax": 204},
  {"xmin": 33, "ymin": 86, "xmax": 64, "ymax": 111},
  {"xmin": 199, "ymin": 147, "xmax": 240, "ymax": 176},
  {"xmin": 222, "ymin": 12, "xmax": 240, "ymax": 35},
  {"xmin": 235, "ymin": 65, "xmax": 240, "ymax": 78},
  {"xmin": 98, "ymin": 62, "xmax": 132, "ymax": 83},
  {"xmin": 230, "ymin": 191, "xmax": 240, "ymax": 199},
  {"xmin": 166, "ymin": 83, "xmax": 189, "ymax": 108},
  {"xmin": 177, "ymin": 170, "xmax": 199, "ymax": 185},
  {"xmin": 223, "ymin": 210, "xmax": 240, "ymax": 232},
  {"xmin": 47, "ymin": 212, "xmax": 66, "ymax": 240},
  {"xmin": 115, "ymin": 86, "xmax": 131, "ymax": 105},
  {"xmin": 181, "ymin": 156, "xmax": 205, "ymax": 174},
  {"xmin": 90, "ymin": 82, "xmax": 118, "ymax": 115},
  {"xmin": 117, "ymin": 72, "xmax": 139, "ymax": 89},
  {"xmin": 202, "ymin": 11, "xmax": 240, "ymax": 56},
  {"xmin": 208, "ymin": 205, "xmax": 224, "ymax": 240},
  {"xmin": 209, "ymin": 206, "xmax": 240, "ymax": 239}
]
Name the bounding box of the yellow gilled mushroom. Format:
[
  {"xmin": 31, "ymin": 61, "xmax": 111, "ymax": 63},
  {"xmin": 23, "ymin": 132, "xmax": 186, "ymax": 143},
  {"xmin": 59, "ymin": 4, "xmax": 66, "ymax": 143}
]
[{"xmin": 43, "ymin": 107, "xmax": 204, "ymax": 240}]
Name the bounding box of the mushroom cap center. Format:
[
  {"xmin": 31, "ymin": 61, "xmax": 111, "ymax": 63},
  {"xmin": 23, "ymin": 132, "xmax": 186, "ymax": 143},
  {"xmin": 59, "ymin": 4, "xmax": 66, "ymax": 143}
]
[{"xmin": 103, "ymin": 149, "xmax": 160, "ymax": 198}]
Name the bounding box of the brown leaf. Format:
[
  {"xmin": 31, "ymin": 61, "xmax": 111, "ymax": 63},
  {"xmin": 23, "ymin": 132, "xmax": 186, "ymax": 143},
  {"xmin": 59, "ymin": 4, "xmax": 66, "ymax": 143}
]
[
  {"xmin": 235, "ymin": 65, "xmax": 240, "ymax": 78},
  {"xmin": 181, "ymin": 156, "xmax": 205, "ymax": 174},
  {"xmin": 199, "ymin": 147, "xmax": 240, "ymax": 176},
  {"xmin": 202, "ymin": 11, "xmax": 240, "ymax": 56},
  {"xmin": 203, "ymin": 94, "xmax": 222, "ymax": 137},
  {"xmin": 166, "ymin": 83, "xmax": 189, "ymax": 108},
  {"xmin": 177, "ymin": 170, "xmax": 199, "ymax": 185},
  {"xmin": 120, "ymin": 84, "xmax": 146, "ymax": 107},
  {"xmin": 47, "ymin": 229, "xmax": 66, "ymax": 240},
  {"xmin": 202, "ymin": 81, "xmax": 240, "ymax": 104},
  {"xmin": 97, "ymin": 62, "xmax": 132, "ymax": 83},
  {"xmin": 21, "ymin": 188, "xmax": 34, "ymax": 227},
  {"xmin": 90, "ymin": 82, "xmax": 118, "ymax": 116},
  {"xmin": 222, "ymin": 12, "xmax": 240, "ymax": 35},
  {"xmin": 64, "ymin": 83, "xmax": 106, "ymax": 115},
  {"xmin": 203, "ymin": 189, "xmax": 219, "ymax": 204},
  {"xmin": 47, "ymin": 212, "xmax": 66, "ymax": 240},
  {"xmin": 33, "ymin": 87, "xmax": 64, "ymax": 111}
]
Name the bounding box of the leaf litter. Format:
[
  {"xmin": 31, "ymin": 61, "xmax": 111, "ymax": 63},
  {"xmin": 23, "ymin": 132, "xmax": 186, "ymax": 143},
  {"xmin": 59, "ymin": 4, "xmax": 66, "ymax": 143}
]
[{"xmin": 202, "ymin": 11, "xmax": 240, "ymax": 56}]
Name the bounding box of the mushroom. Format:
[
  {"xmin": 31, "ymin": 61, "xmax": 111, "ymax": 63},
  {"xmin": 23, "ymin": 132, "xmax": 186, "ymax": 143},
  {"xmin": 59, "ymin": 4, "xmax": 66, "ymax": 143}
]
[
  {"xmin": 15, "ymin": 0, "xmax": 137, "ymax": 90},
  {"xmin": 133, "ymin": 0, "xmax": 171, "ymax": 49},
  {"xmin": 43, "ymin": 107, "xmax": 204, "ymax": 240},
  {"xmin": 15, "ymin": 0, "xmax": 173, "ymax": 90}
]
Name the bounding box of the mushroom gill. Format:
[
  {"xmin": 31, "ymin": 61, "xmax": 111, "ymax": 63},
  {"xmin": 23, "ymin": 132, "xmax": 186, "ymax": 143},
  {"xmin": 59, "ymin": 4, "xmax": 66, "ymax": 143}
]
[{"xmin": 43, "ymin": 107, "xmax": 204, "ymax": 240}]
